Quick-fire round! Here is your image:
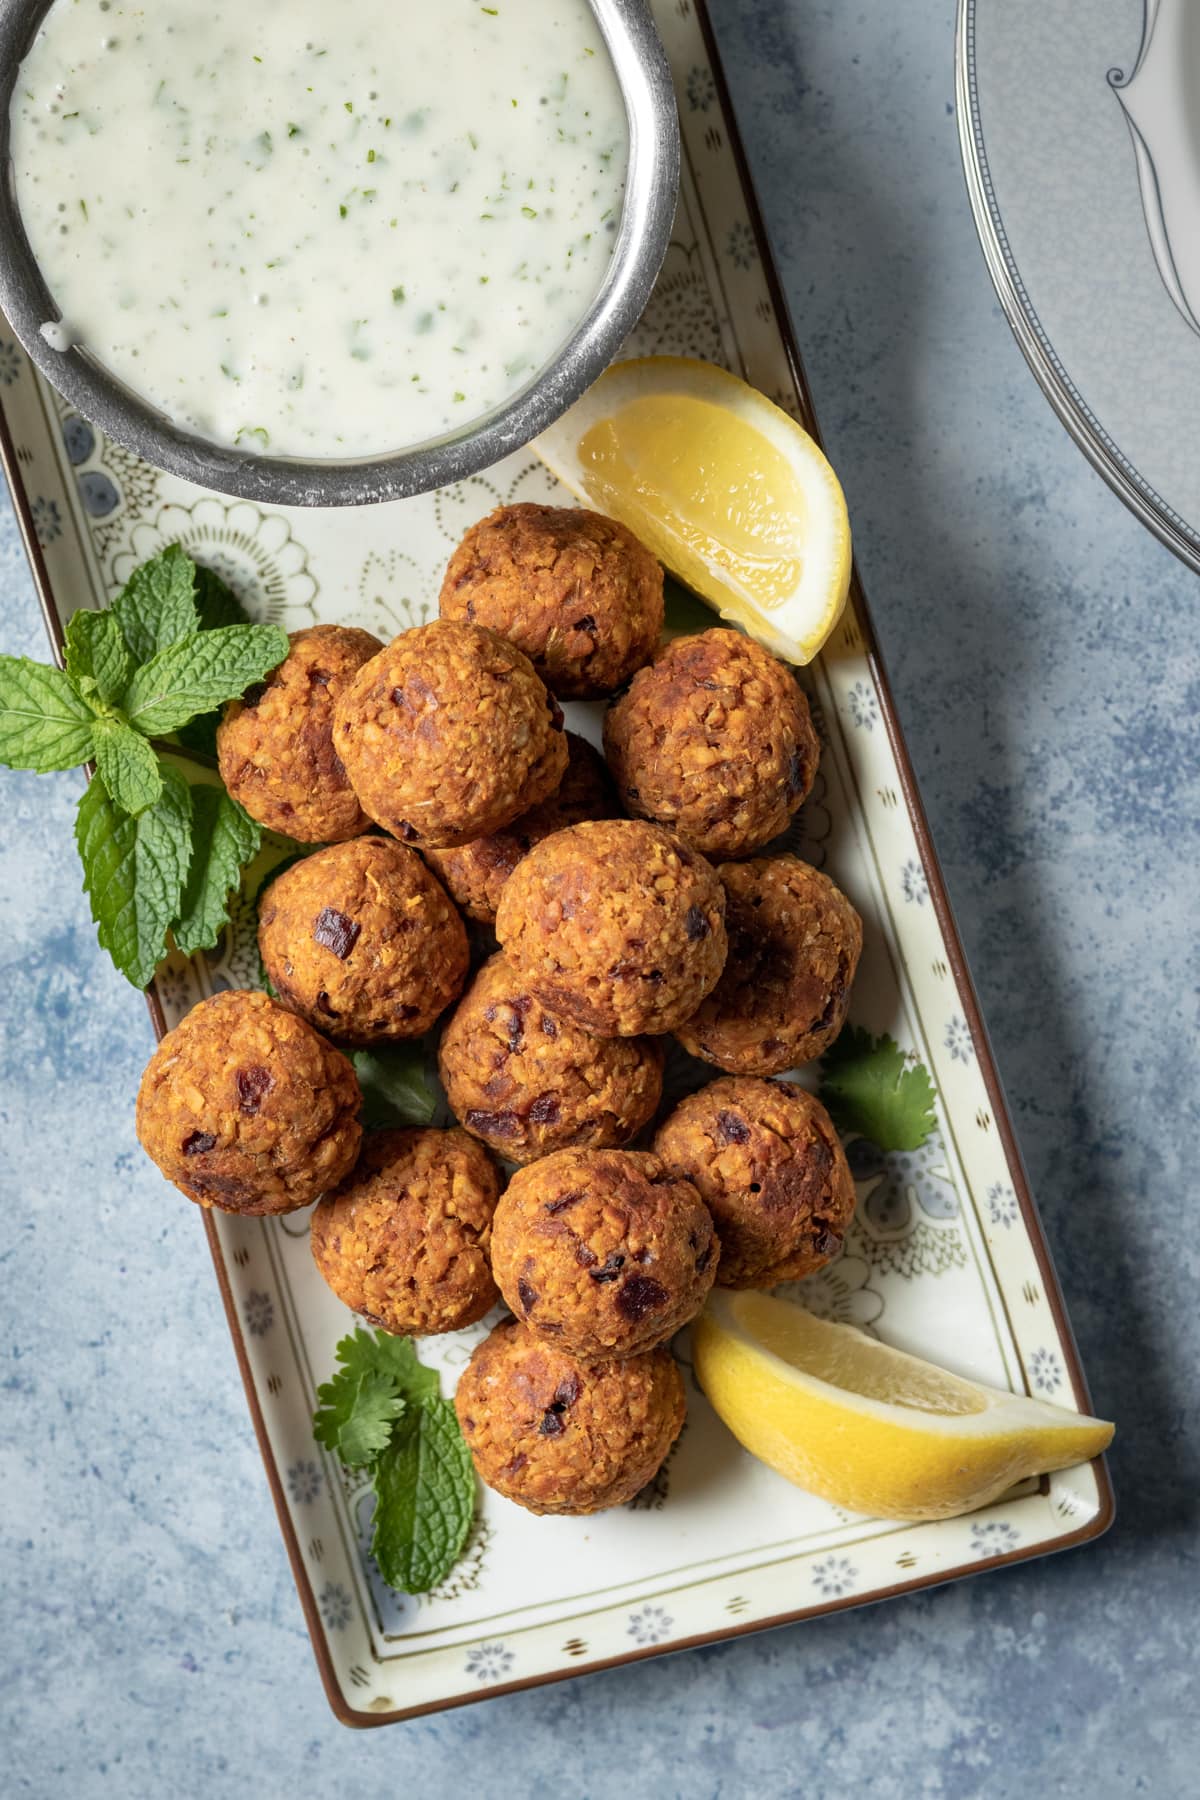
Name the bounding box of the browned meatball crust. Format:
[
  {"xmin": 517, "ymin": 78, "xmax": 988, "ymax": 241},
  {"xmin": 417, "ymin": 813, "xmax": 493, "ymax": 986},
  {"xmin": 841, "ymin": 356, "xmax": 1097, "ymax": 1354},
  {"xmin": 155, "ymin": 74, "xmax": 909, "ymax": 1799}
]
[
  {"xmin": 135, "ymin": 989, "xmax": 361, "ymax": 1215},
  {"xmin": 675, "ymin": 856, "xmax": 862, "ymax": 1074},
  {"xmin": 490, "ymin": 1148, "xmax": 717, "ymax": 1360},
  {"xmin": 455, "ymin": 1320, "xmax": 685, "ymax": 1515},
  {"xmin": 331, "ymin": 620, "xmax": 568, "ymax": 848},
  {"xmin": 654, "ymin": 1077, "xmax": 855, "ymax": 1288},
  {"xmin": 310, "ymin": 1127, "xmax": 501, "ymax": 1335},
  {"xmin": 494, "ymin": 819, "xmax": 727, "ymax": 1037},
  {"xmin": 439, "ymin": 503, "xmax": 664, "ymax": 698},
  {"xmin": 216, "ymin": 624, "xmax": 381, "ymax": 843},
  {"xmin": 258, "ymin": 837, "xmax": 468, "ymax": 1044},
  {"xmin": 604, "ymin": 629, "xmax": 821, "ymax": 858},
  {"xmin": 423, "ymin": 732, "xmax": 618, "ymax": 925},
  {"xmin": 439, "ymin": 954, "xmax": 663, "ymax": 1164}
]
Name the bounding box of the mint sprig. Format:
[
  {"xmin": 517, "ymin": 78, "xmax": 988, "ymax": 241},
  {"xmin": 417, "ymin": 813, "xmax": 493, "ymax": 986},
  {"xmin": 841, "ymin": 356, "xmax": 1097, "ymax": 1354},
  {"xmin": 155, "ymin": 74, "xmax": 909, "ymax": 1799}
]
[
  {"xmin": 0, "ymin": 545, "xmax": 289, "ymax": 986},
  {"xmin": 312, "ymin": 1329, "xmax": 476, "ymax": 1596}
]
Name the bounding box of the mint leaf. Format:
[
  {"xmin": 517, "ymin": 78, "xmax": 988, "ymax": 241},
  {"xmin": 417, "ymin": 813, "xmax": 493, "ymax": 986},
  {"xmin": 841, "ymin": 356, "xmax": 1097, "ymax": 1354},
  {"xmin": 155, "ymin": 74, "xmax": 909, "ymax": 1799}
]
[
  {"xmin": 174, "ymin": 785, "xmax": 260, "ymax": 955},
  {"xmin": 91, "ymin": 717, "xmax": 163, "ymax": 815},
  {"xmin": 192, "ymin": 564, "xmax": 251, "ymax": 631},
  {"xmin": 351, "ymin": 1045, "xmax": 438, "ymax": 1130},
  {"xmin": 63, "ymin": 608, "xmax": 133, "ymax": 707},
  {"xmin": 333, "ymin": 1327, "xmax": 440, "ymax": 1403},
  {"xmin": 313, "ymin": 1368, "xmax": 406, "ymax": 1468},
  {"xmin": 121, "ymin": 623, "xmax": 289, "ymax": 736},
  {"xmin": 111, "ymin": 544, "xmax": 199, "ymax": 662},
  {"xmin": 370, "ymin": 1398, "xmax": 475, "ymax": 1593},
  {"xmin": 0, "ymin": 656, "xmax": 96, "ymax": 770},
  {"xmin": 75, "ymin": 763, "xmax": 194, "ymax": 988},
  {"xmin": 818, "ymin": 1026, "xmax": 937, "ymax": 1152}
]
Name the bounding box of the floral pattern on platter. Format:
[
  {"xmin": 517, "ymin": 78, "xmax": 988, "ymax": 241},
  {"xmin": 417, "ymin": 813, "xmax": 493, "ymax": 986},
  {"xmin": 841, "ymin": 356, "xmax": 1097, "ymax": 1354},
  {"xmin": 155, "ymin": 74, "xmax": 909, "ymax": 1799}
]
[
  {"xmin": 625, "ymin": 236, "xmax": 727, "ymax": 367},
  {"xmin": 433, "ymin": 460, "xmax": 560, "ymax": 550},
  {"xmin": 811, "ymin": 1556, "xmax": 857, "ymax": 1598},
  {"xmin": 286, "ymin": 1460, "xmax": 323, "ymax": 1505},
  {"xmin": 970, "ymin": 1520, "xmax": 1020, "ymax": 1560},
  {"xmin": 354, "ymin": 549, "xmax": 434, "ymax": 640},
  {"xmin": 848, "ymin": 1134, "xmax": 959, "ymax": 1238},
  {"xmin": 901, "ymin": 858, "xmax": 929, "ymax": 905},
  {"xmin": 847, "ymin": 680, "xmax": 879, "ymax": 731},
  {"xmin": 30, "ymin": 496, "xmax": 62, "ymax": 546},
  {"xmin": 243, "ymin": 1290, "xmax": 274, "ymax": 1337},
  {"xmin": 1028, "ymin": 1348, "xmax": 1064, "ymax": 1396},
  {"xmin": 626, "ymin": 1603, "xmax": 674, "ymax": 1646},
  {"xmin": 0, "ymin": 338, "xmax": 22, "ymax": 385},
  {"xmin": 108, "ymin": 498, "xmax": 318, "ymax": 625},
  {"xmin": 847, "ymin": 1215, "xmax": 968, "ymax": 1283},
  {"xmin": 464, "ymin": 1641, "xmax": 514, "ymax": 1683},
  {"xmin": 986, "ymin": 1182, "xmax": 1019, "ymax": 1229},
  {"xmin": 776, "ymin": 1248, "xmax": 884, "ymax": 1330},
  {"xmin": 943, "ymin": 1014, "xmax": 975, "ymax": 1064},
  {"xmin": 685, "ymin": 63, "xmax": 717, "ymax": 113},
  {"xmin": 202, "ymin": 892, "xmax": 268, "ymax": 995},
  {"xmin": 318, "ymin": 1583, "xmax": 354, "ymax": 1632},
  {"xmin": 726, "ymin": 220, "xmax": 759, "ymax": 270}
]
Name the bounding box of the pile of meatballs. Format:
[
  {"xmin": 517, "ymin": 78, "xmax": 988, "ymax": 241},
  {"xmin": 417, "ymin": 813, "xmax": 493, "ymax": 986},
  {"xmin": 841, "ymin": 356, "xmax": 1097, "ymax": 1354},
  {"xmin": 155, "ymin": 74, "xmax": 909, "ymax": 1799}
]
[{"xmin": 135, "ymin": 502, "xmax": 864, "ymax": 1520}]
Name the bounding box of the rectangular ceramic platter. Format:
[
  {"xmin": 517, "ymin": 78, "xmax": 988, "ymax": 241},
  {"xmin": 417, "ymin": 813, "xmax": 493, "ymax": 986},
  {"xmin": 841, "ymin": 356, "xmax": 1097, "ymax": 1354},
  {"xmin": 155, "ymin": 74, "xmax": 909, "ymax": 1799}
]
[{"xmin": 0, "ymin": 0, "xmax": 1111, "ymax": 1727}]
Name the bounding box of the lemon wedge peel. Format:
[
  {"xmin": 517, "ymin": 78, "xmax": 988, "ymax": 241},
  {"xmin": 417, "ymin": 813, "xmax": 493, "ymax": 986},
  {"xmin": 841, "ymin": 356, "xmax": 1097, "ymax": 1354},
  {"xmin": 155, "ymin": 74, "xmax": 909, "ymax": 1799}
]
[
  {"xmin": 692, "ymin": 1290, "xmax": 1114, "ymax": 1523},
  {"xmin": 534, "ymin": 356, "xmax": 852, "ymax": 665}
]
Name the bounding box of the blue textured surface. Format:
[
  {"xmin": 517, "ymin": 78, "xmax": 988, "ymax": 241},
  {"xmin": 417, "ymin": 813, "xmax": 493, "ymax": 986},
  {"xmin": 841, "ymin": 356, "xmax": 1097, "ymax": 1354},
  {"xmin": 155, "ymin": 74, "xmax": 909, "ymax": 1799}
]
[{"xmin": 3, "ymin": 5, "xmax": 1197, "ymax": 1794}]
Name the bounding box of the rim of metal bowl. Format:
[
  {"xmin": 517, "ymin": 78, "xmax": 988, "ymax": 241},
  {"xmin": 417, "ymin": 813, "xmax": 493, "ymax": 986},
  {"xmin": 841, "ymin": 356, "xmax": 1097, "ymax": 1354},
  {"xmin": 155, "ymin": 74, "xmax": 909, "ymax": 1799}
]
[{"xmin": 0, "ymin": 0, "xmax": 679, "ymax": 507}]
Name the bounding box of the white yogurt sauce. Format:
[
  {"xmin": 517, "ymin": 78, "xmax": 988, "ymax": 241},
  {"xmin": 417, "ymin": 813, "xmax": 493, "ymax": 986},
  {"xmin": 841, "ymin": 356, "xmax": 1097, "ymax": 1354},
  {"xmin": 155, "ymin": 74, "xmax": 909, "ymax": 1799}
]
[{"xmin": 11, "ymin": 0, "xmax": 628, "ymax": 457}]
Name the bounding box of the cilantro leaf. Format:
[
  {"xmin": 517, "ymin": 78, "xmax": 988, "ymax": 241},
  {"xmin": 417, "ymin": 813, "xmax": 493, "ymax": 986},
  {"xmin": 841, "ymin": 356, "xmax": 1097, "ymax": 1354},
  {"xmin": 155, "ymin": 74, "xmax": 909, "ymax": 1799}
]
[
  {"xmin": 332, "ymin": 1327, "xmax": 440, "ymax": 1403},
  {"xmin": 818, "ymin": 1026, "xmax": 937, "ymax": 1152},
  {"xmin": 75, "ymin": 763, "xmax": 194, "ymax": 988},
  {"xmin": 370, "ymin": 1398, "xmax": 475, "ymax": 1594},
  {"xmin": 63, "ymin": 608, "xmax": 133, "ymax": 707},
  {"xmin": 313, "ymin": 1368, "xmax": 406, "ymax": 1468},
  {"xmin": 91, "ymin": 717, "xmax": 164, "ymax": 815},
  {"xmin": 192, "ymin": 563, "xmax": 251, "ymax": 631},
  {"xmin": 111, "ymin": 544, "xmax": 199, "ymax": 662},
  {"xmin": 0, "ymin": 656, "xmax": 96, "ymax": 770},
  {"xmin": 351, "ymin": 1045, "xmax": 438, "ymax": 1130},
  {"xmin": 173, "ymin": 784, "xmax": 261, "ymax": 955},
  {"xmin": 121, "ymin": 623, "xmax": 289, "ymax": 736}
]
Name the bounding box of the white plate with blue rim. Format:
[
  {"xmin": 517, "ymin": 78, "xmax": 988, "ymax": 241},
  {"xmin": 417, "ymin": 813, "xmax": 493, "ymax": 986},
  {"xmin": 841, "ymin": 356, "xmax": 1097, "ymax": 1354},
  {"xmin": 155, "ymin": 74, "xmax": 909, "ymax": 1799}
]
[{"xmin": 958, "ymin": 0, "xmax": 1200, "ymax": 571}]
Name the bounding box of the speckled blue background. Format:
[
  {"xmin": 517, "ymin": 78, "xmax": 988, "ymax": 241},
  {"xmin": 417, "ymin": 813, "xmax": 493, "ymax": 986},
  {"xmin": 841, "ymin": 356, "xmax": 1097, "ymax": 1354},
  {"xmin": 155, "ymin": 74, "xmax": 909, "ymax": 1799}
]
[{"xmin": 3, "ymin": 5, "xmax": 1197, "ymax": 1795}]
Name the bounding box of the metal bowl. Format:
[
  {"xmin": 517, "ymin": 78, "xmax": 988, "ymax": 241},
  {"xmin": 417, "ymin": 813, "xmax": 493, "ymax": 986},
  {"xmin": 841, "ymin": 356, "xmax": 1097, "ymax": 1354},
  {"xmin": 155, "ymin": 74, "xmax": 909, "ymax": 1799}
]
[{"xmin": 0, "ymin": 0, "xmax": 679, "ymax": 507}]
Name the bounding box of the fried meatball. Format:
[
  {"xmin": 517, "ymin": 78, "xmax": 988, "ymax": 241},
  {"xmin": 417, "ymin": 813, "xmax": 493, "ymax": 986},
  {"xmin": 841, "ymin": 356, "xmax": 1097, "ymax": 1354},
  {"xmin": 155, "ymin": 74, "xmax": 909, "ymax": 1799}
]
[
  {"xmin": 494, "ymin": 819, "xmax": 727, "ymax": 1037},
  {"xmin": 654, "ymin": 1077, "xmax": 855, "ymax": 1288},
  {"xmin": 439, "ymin": 954, "xmax": 663, "ymax": 1164},
  {"xmin": 331, "ymin": 620, "xmax": 568, "ymax": 848},
  {"xmin": 675, "ymin": 856, "xmax": 862, "ymax": 1074},
  {"xmin": 455, "ymin": 1320, "xmax": 685, "ymax": 1514},
  {"xmin": 603, "ymin": 629, "xmax": 821, "ymax": 858},
  {"xmin": 310, "ymin": 1127, "xmax": 501, "ymax": 1335},
  {"xmin": 258, "ymin": 837, "xmax": 468, "ymax": 1044},
  {"xmin": 423, "ymin": 732, "xmax": 618, "ymax": 925},
  {"xmin": 216, "ymin": 624, "xmax": 381, "ymax": 843},
  {"xmin": 439, "ymin": 503, "xmax": 663, "ymax": 698},
  {"xmin": 136, "ymin": 989, "xmax": 361, "ymax": 1215},
  {"xmin": 490, "ymin": 1148, "xmax": 717, "ymax": 1361}
]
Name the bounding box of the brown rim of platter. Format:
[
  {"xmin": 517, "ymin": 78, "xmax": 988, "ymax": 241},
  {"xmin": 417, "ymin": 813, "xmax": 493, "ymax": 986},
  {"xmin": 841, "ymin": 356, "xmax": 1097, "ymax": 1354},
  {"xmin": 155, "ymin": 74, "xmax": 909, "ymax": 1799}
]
[{"xmin": 0, "ymin": 0, "xmax": 1114, "ymax": 1730}]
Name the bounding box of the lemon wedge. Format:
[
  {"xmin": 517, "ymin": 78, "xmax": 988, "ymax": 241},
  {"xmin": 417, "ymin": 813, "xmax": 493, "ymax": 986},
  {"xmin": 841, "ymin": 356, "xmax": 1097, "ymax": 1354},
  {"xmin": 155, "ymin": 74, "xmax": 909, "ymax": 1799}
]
[
  {"xmin": 692, "ymin": 1290, "xmax": 1113, "ymax": 1521},
  {"xmin": 535, "ymin": 356, "xmax": 851, "ymax": 664}
]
